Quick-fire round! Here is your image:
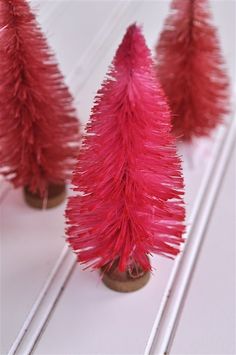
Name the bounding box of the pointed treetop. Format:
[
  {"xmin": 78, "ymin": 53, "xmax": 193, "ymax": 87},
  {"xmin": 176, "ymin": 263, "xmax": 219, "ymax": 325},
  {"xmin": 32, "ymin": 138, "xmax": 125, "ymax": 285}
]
[{"xmin": 114, "ymin": 23, "xmax": 152, "ymax": 70}]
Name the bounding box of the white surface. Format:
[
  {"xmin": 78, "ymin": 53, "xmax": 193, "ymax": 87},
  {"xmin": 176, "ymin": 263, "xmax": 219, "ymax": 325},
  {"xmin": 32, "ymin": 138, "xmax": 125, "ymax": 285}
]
[
  {"xmin": 34, "ymin": 257, "xmax": 174, "ymax": 355},
  {"xmin": 170, "ymin": 145, "xmax": 236, "ymax": 355},
  {"xmin": 1, "ymin": 1, "xmax": 235, "ymax": 354},
  {"xmin": 146, "ymin": 119, "xmax": 236, "ymax": 355},
  {"xmin": 8, "ymin": 247, "xmax": 76, "ymax": 355},
  {"xmin": 0, "ymin": 186, "xmax": 66, "ymax": 354},
  {"xmin": 30, "ymin": 0, "xmax": 116, "ymax": 80}
]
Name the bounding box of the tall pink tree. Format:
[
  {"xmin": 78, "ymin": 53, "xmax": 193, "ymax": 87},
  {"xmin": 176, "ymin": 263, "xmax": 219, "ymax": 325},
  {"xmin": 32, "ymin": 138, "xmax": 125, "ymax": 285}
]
[{"xmin": 66, "ymin": 24, "xmax": 185, "ymax": 290}]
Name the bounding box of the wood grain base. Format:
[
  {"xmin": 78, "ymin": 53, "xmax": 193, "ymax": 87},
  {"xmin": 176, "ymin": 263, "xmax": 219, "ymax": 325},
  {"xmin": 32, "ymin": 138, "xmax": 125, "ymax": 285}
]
[
  {"xmin": 24, "ymin": 183, "xmax": 66, "ymax": 209},
  {"xmin": 101, "ymin": 261, "xmax": 150, "ymax": 292}
]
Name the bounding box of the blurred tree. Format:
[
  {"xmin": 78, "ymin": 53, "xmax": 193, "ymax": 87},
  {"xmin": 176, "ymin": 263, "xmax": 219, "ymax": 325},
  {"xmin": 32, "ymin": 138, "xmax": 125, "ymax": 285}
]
[
  {"xmin": 0, "ymin": 0, "xmax": 80, "ymax": 203},
  {"xmin": 155, "ymin": 0, "xmax": 230, "ymax": 141}
]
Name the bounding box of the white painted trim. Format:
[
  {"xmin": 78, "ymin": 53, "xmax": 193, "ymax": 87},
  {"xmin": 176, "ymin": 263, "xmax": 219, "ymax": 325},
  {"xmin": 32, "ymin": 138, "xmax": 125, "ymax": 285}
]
[
  {"xmin": 8, "ymin": 248, "xmax": 75, "ymax": 355},
  {"xmin": 144, "ymin": 117, "xmax": 236, "ymax": 355}
]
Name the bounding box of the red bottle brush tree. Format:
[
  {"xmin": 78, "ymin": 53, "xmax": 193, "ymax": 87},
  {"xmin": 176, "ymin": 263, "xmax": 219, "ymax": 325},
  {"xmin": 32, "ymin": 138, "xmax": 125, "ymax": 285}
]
[
  {"xmin": 155, "ymin": 0, "xmax": 230, "ymax": 141},
  {"xmin": 0, "ymin": 0, "xmax": 80, "ymax": 200},
  {"xmin": 66, "ymin": 24, "xmax": 185, "ymax": 287}
]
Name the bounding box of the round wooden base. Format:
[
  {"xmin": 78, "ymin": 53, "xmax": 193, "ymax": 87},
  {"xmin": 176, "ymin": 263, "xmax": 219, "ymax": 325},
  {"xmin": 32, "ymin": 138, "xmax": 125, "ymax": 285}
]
[
  {"xmin": 24, "ymin": 183, "xmax": 66, "ymax": 209},
  {"xmin": 101, "ymin": 262, "xmax": 150, "ymax": 293}
]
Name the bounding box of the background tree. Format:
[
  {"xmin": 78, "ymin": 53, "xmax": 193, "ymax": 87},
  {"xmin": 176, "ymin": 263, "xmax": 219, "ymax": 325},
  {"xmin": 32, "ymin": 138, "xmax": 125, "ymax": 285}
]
[
  {"xmin": 0, "ymin": 0, "xmax": 80, "ymax": 202},
  {"xmin": 155, "ymin": 0, "xmax": 230, "ymax": 141}
]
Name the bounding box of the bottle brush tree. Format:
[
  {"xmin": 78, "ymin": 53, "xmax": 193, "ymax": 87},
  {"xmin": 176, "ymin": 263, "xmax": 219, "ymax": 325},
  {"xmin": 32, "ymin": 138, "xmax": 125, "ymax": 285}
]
[
  {"xmin": 66, "ymin": 24, "xmax": 185, "ymax": 291},
  {"xmin": 155, "ymin": 0, "xmax": 230, "ymax": 141},
  {"xmin": 0, "ymin": 0, "xmax": 80, "ymax": 205}
]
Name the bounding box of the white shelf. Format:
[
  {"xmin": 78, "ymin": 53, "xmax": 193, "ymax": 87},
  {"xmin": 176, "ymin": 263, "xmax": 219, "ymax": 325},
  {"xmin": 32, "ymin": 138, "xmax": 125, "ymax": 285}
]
[
  {"xmin": 170, "ymin": 145, "xmax": 236, "ymax": 355},
  {"xmin": 0, "ymin": 185, "xmax": 66, "ymax": 354}
]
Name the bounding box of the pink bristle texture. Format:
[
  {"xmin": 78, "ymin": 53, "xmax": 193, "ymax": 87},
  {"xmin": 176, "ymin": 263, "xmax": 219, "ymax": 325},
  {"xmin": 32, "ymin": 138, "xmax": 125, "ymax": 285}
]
[
  {"xmin": 155, "ymin": 0, "xmax": 230, "ymax": 141},
  {"xmin": 0, "ymin": 0, "xmax": 80, "ymax": 197},
  {"xmin": 66, "ymin": 24, "xmax": 185, "ymax": 272}
]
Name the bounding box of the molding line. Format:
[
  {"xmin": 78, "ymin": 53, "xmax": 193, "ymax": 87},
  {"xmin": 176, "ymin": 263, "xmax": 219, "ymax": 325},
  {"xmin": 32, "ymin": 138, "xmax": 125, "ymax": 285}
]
[
  {"xmin": 9, "ymin": 247, "xmax": 75, "ymax": 355},
  {"xmin": 67, "ymin": 1, "xmax": 141, "ymax": 95},
  {"xmin": 30, "ymin": 0, "xmax": 66, "ymax": 28},
  {"xmin": 144, "ymin": 117, "xmax": 236, "ymax": 355}
]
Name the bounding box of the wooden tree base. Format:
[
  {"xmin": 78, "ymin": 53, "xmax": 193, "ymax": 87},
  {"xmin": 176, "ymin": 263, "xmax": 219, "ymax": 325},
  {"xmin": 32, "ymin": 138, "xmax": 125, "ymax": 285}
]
[
  {"xmin": 101, "ymin": 261, "xmax": 150, "ymax": 292},
  {"xmin": 24, "ymin": 183, "xmax": 66, "ymax": 209}
]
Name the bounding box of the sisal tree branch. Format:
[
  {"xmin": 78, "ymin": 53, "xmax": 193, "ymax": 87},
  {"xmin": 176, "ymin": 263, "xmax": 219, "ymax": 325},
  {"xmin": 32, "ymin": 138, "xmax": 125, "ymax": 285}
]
[
  {"xmin": 66, "ymin": 24, "xmax": 185, "ymax": 272},
  {"xmin": 0, "ymin": 0, "xmax": 80, "ymax": 197},
  {"xmin": 155, "ymin": 0, "xmax": 230, "ymax": 141}
]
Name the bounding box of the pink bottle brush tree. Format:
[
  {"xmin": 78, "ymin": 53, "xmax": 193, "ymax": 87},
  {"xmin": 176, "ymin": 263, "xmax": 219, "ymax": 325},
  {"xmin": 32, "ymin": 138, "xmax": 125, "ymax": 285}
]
[
  {"xmin": 0, "ymin": 0, "xmax": 80, "ymax": 208},
  {"xmin": 155, "ymin": 0, "xmax": 230, "ymax": 141},
  {"xmin": 66, "ymin": 24, "xmax": 185, "ymax": 292}
]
